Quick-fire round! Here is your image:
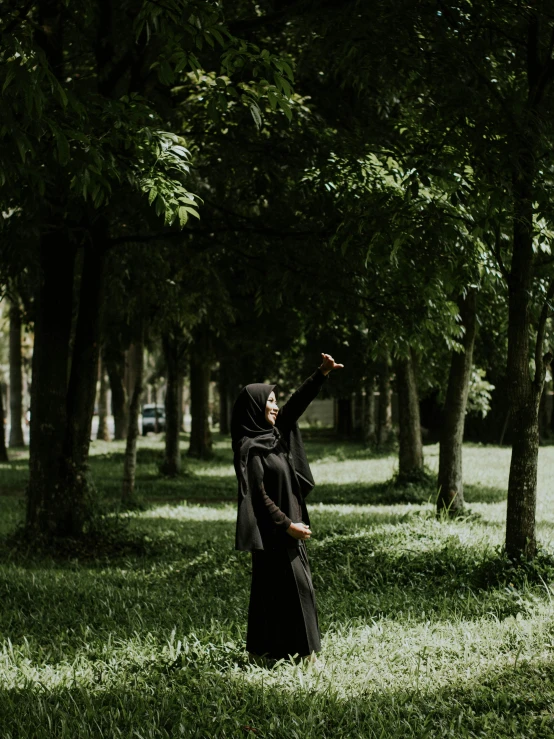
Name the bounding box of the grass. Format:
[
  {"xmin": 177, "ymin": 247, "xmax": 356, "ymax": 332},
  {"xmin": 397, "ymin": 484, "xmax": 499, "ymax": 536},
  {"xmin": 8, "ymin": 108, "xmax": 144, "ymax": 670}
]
[{"xmin": 1, "ymin": 434, "xmax": 554, "ymax": 736}]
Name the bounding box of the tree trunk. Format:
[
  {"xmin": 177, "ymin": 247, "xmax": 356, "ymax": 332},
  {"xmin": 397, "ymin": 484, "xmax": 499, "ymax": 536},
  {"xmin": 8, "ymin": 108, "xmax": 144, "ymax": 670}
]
[
  {"xmin": 377, "ymin": 353, "xmax": 393, "ymax": 446},
  {"xmin": 364, "ymin": 372, "xmax": 377, "ymax": 447},
  {"xmin": 539, "ymin": 384, "xmax": 550, "ymax": 443},
  {"xmin": 178, "ymin": 374, "xmax": 185, "ymax": 432},
  {"xmin": 218, "ymin": 361, "xmax": 231, "ymax": 435},
  {"xmin": 27, "ymin": 234, "xmax": 76, "ymax": 535},
  {"xmin": 122, "ymin": 336, "xmax": 144, "ymax": 501},
  {"xmin": 550, "ymin": 380, "xmax": 554, "ymax": 438},
  {"xmin": 97, "ymin": 352, "xmax": 110, "ymax": 441},
  {"xmin": 396, "ymin": 350, "xmax": 424, "ymax": 481},
  {"xmin": 336, "ymin": 397, "xmax": 353, "ymax": 437},
  {"xmin": 0, "ymin": 383, "xmax": 8, "ymax": 462},
  {"xmin": 437, "ymin": 290, "xmax": 478, "ymax": 515},
  {"xmin": 27, "ymin": 11, "xmax": 70, "ymax": 531},
  {"xmin": 154, "ymin": 386, "xmax": 160, "ymax": 433},
  {"xmin": 106, "ymin": 349, "xmax": 128, "ymax": 440},
  {"xmin": 62, "ymin": 237, "xmax": 107, "ymax": 533},
  {"xmin": 188, "ymin": 333, "xmax": 213, "ymax": 459},
  {"xmin": 161, "ymin": 332, "xmax": 181, "ymax": 476},
  {"xmin": 8, "ymin": 299, "xmax": 25, "ymax": 447},
  {"xmin": 505, "ymin": 151, "xmax": 543, "ymax": 560}
]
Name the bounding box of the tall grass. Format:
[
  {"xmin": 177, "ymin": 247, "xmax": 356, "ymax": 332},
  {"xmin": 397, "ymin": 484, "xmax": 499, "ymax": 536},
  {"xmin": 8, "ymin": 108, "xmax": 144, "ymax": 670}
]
[{"xmin": 1, "ymin": 435, "xmax": 554, "ymax": 737}]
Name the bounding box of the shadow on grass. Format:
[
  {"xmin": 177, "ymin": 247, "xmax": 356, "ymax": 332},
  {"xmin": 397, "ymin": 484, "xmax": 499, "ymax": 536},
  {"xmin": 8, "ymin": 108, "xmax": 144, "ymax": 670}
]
[
  {"xmin": 1, "ymin": 645, "xmax": 553, "ymax": 737},
  {"xmin": 1, "ymin": 508, "xmax": 551, "ymax": 661},
  {"xmin": 311, "ymin": 481, "xmax": 431, "ymax": 505},
  {"xmin": 98, "ymin": 474, "xmax": 236, "ymax": 503},
  {"xmin": 464, "ymin": 483, "xmax": 506, "ymax": 504},
  {"xmin": 311, "ymin": 480, "xmax": 507, "ymax": 506},
  {"xmin": 0, "ymin": 468, "xmax": 508, "ymax": 508},
  {"xmin": 0, "ymin": 461, "xmax": 28, "ymax": 496},
  {"xmin": 91, "ymin": 447, "xmax": 233, "ymax": 471}
]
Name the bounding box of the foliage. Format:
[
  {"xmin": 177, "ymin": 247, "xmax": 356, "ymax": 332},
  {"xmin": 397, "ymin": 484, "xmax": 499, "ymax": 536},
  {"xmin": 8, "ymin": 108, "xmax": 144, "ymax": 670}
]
[
  {"xmin": 466, "ymin": 368, "xmax": 496, "ymax": 419},
  {"xmin": 0, "ymin": 0, "xmax": 295, "ymax": 234}
]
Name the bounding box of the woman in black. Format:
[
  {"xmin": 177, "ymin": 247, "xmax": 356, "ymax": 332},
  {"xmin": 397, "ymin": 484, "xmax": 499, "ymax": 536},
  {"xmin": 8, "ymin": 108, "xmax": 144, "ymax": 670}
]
[{"xmin": 232, "ymin": 353, "xmax": 343, "ymax": 661}]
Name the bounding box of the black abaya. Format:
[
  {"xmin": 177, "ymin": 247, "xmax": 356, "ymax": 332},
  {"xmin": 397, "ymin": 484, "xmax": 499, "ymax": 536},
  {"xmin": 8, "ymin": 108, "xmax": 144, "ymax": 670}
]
[
  {"xmin": 247, "ymin": 542, "xmax": 320, "ymax": 659},
  {"xmin": 231, "ymin": 369, "xmax": 327, "ymax": 659}
]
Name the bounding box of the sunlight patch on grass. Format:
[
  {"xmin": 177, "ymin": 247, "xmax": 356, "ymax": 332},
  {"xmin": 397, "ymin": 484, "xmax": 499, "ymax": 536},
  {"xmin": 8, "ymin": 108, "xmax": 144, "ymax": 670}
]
[
  {"xmin": 312, "ymin": 457, "xmax": 397, "ymax": 485},
  {"xmin": 138, "ymin": 502, "xmax": 236, "ymax": 521},
  {"xmin": 193, "ymin": 465, "xmax": 235, "ymax": 478},
  {"xmin": 243, "ymin": 603, "xmax": 554, "ymax": 699}
]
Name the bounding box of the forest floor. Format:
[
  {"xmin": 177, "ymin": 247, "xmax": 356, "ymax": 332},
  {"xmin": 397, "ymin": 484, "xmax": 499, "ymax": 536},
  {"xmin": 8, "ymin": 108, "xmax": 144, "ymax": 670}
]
[{"xmin": 1, "ymin": 433, "xmax": 554, "ymax": 737}]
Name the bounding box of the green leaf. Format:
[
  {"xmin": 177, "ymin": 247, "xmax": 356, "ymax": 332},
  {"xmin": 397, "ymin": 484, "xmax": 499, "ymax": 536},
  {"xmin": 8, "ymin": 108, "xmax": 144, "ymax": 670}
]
[
  {"xmin": 2, "ymin": 65, "xmax": 16, "ymax": 94},
  {"xmin": 211, "ymin": 28, "xmax": 225, "ymax": 46},
  {"xmin": 178, "ymin": 206, "xmax": 188, "ymax": 227},
  {"xmin": 171, "ymin": 145, "xmax": 190, "ymax": 159},
  {"xmin": 276, "ymin": 97, "xmax": 292, "ymax": 121},
  {"xmin": 274, "ymin": 73, "xmax": 292, "ymax": 97},
  {"xmin": 281, "ymin": 61, "xmax": 294, "ymax": 82},
  {"xmin": 250, "ymin": 103, "xmax": 262, "ymax": 129},
  {"xmin": 155, "ymin": 194, "xmax": 165, "ymax": 217},
  {"xmin": 55, "ymin": 80, "xmax": 68, "ymax": 108},
  {"xmin": 55, "ymin": 130, "xmax": 70, "ymax": 165},
  {"xmin": 174, "ymin": 54, "xmax": 188, "ymax": 74},
  {"xmin": 15, "ymin": 137, "xmax": 27, "ymax": 163}
]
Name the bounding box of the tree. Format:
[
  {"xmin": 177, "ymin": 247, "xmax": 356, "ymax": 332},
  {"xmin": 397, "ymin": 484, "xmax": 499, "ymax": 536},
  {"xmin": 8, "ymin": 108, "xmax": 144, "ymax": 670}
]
[
  {"xmin": 362, "ymin": 369, "xmax": 377, "ymax": 447},
  {"xmin": 395, "ymin": 351, "xmax": 424, "ymax": 482},
  {"xmin": 0, "ymin": 381, "xmax": 8, "ymax": 463},
  {"xmin": 287, "ymin": 0, "xmax": 554, "ymax": 557},
  {"xmin": 414, "ymin": 4, "xmax": 554, "ymax": 558},
  {"xmin": 8, "ymin": 298, "xmax": 24, "ymax": 447},
  {"xmin": 161, "ymin": 328, "xmax": 186, "ymax": 476},
  {"xmin": 437, "ymin": 290, "xmax": 478, "ymax": 514},
  {"xmin": 105, "ymin": 347, "xmax": 129, "ymax": 441},
  {"xmin": 377, "ymin": 353, "xmax": 393, "ymax": 447},
  {"xmin": 122, "ymin": 334, "xmax": 144, "ymax": 502},
  {"xmin": 1, "ymin": 0, "xmax": 293, "ymax": 537},
  {"xmin": 96, "ymin": 354, "xmax": 110, "ymax": 442},
  {"xmin": 188, "ymin": 326, "xmax": 214, "ymax": 459}
]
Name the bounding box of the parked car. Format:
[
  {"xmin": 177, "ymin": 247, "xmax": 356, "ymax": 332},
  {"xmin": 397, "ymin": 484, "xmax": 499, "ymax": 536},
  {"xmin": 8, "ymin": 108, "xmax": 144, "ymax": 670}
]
[{"xmin": 142, "ymin": 404, "xmax": 166, "ymax": 435}]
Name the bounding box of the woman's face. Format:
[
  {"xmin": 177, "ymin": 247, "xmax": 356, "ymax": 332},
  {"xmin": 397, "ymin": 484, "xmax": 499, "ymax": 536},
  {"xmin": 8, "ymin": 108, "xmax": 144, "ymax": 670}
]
[{"xmin": 265, "ymin": 391, "xmax": 279, "ymax": 426}]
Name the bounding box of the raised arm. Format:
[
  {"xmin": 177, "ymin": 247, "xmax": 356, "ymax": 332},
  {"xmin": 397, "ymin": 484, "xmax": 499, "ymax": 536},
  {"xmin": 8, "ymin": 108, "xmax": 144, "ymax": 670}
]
[{"xmin": 276, "ymin": 353, "xmax": 344, "ymax": 432}]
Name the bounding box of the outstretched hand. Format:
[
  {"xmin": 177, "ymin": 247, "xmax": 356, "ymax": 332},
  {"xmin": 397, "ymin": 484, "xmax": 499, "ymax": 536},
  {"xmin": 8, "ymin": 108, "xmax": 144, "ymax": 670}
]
[{"xmin": 319, "ymin": 353, "xmax": 344, "ymax": 376}]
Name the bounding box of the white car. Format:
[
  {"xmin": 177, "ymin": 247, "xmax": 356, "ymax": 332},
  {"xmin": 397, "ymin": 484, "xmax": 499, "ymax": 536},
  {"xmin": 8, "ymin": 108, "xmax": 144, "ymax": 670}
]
[{"xmin": 141, "ymin": 404, "xmax": 166, "ymax": 435}]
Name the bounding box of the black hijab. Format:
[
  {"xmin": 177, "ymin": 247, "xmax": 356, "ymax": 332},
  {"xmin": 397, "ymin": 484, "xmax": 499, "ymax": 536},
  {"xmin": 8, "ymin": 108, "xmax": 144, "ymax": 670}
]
[
  {"xmin": 232, "ymin": 383, "xmax": 278, "ymax": 551},
  {"xmin": 232, "ymin": 380, "xmax": 317, "ymax": 550},
  {"xmin": 231, "ymin": 383, "xmax": 279, "ymax": 455}
]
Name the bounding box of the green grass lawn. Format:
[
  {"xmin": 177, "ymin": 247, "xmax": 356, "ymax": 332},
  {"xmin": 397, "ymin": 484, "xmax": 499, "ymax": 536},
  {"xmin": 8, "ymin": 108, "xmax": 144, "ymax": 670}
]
[{"xmin": 1, "ymin": 434, "xmax": 554, "ymax": 737}]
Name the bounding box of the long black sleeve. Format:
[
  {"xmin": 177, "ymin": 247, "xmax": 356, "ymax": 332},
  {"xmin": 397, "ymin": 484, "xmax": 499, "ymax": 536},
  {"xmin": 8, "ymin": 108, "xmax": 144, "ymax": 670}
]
[
  {"xmin": 276, "ymin": 368, "xmax": 327, "ymax": 433},
  {"xmin": 248, "ymin": 454, "xmax": 292, "ymax": 530}
]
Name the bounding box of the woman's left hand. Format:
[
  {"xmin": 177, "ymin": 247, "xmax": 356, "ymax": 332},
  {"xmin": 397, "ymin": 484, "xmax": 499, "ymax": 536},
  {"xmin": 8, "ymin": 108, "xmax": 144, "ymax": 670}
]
[{"xmin": 320, "ymin": 353, "xmax": 344, "ymax": 376}]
